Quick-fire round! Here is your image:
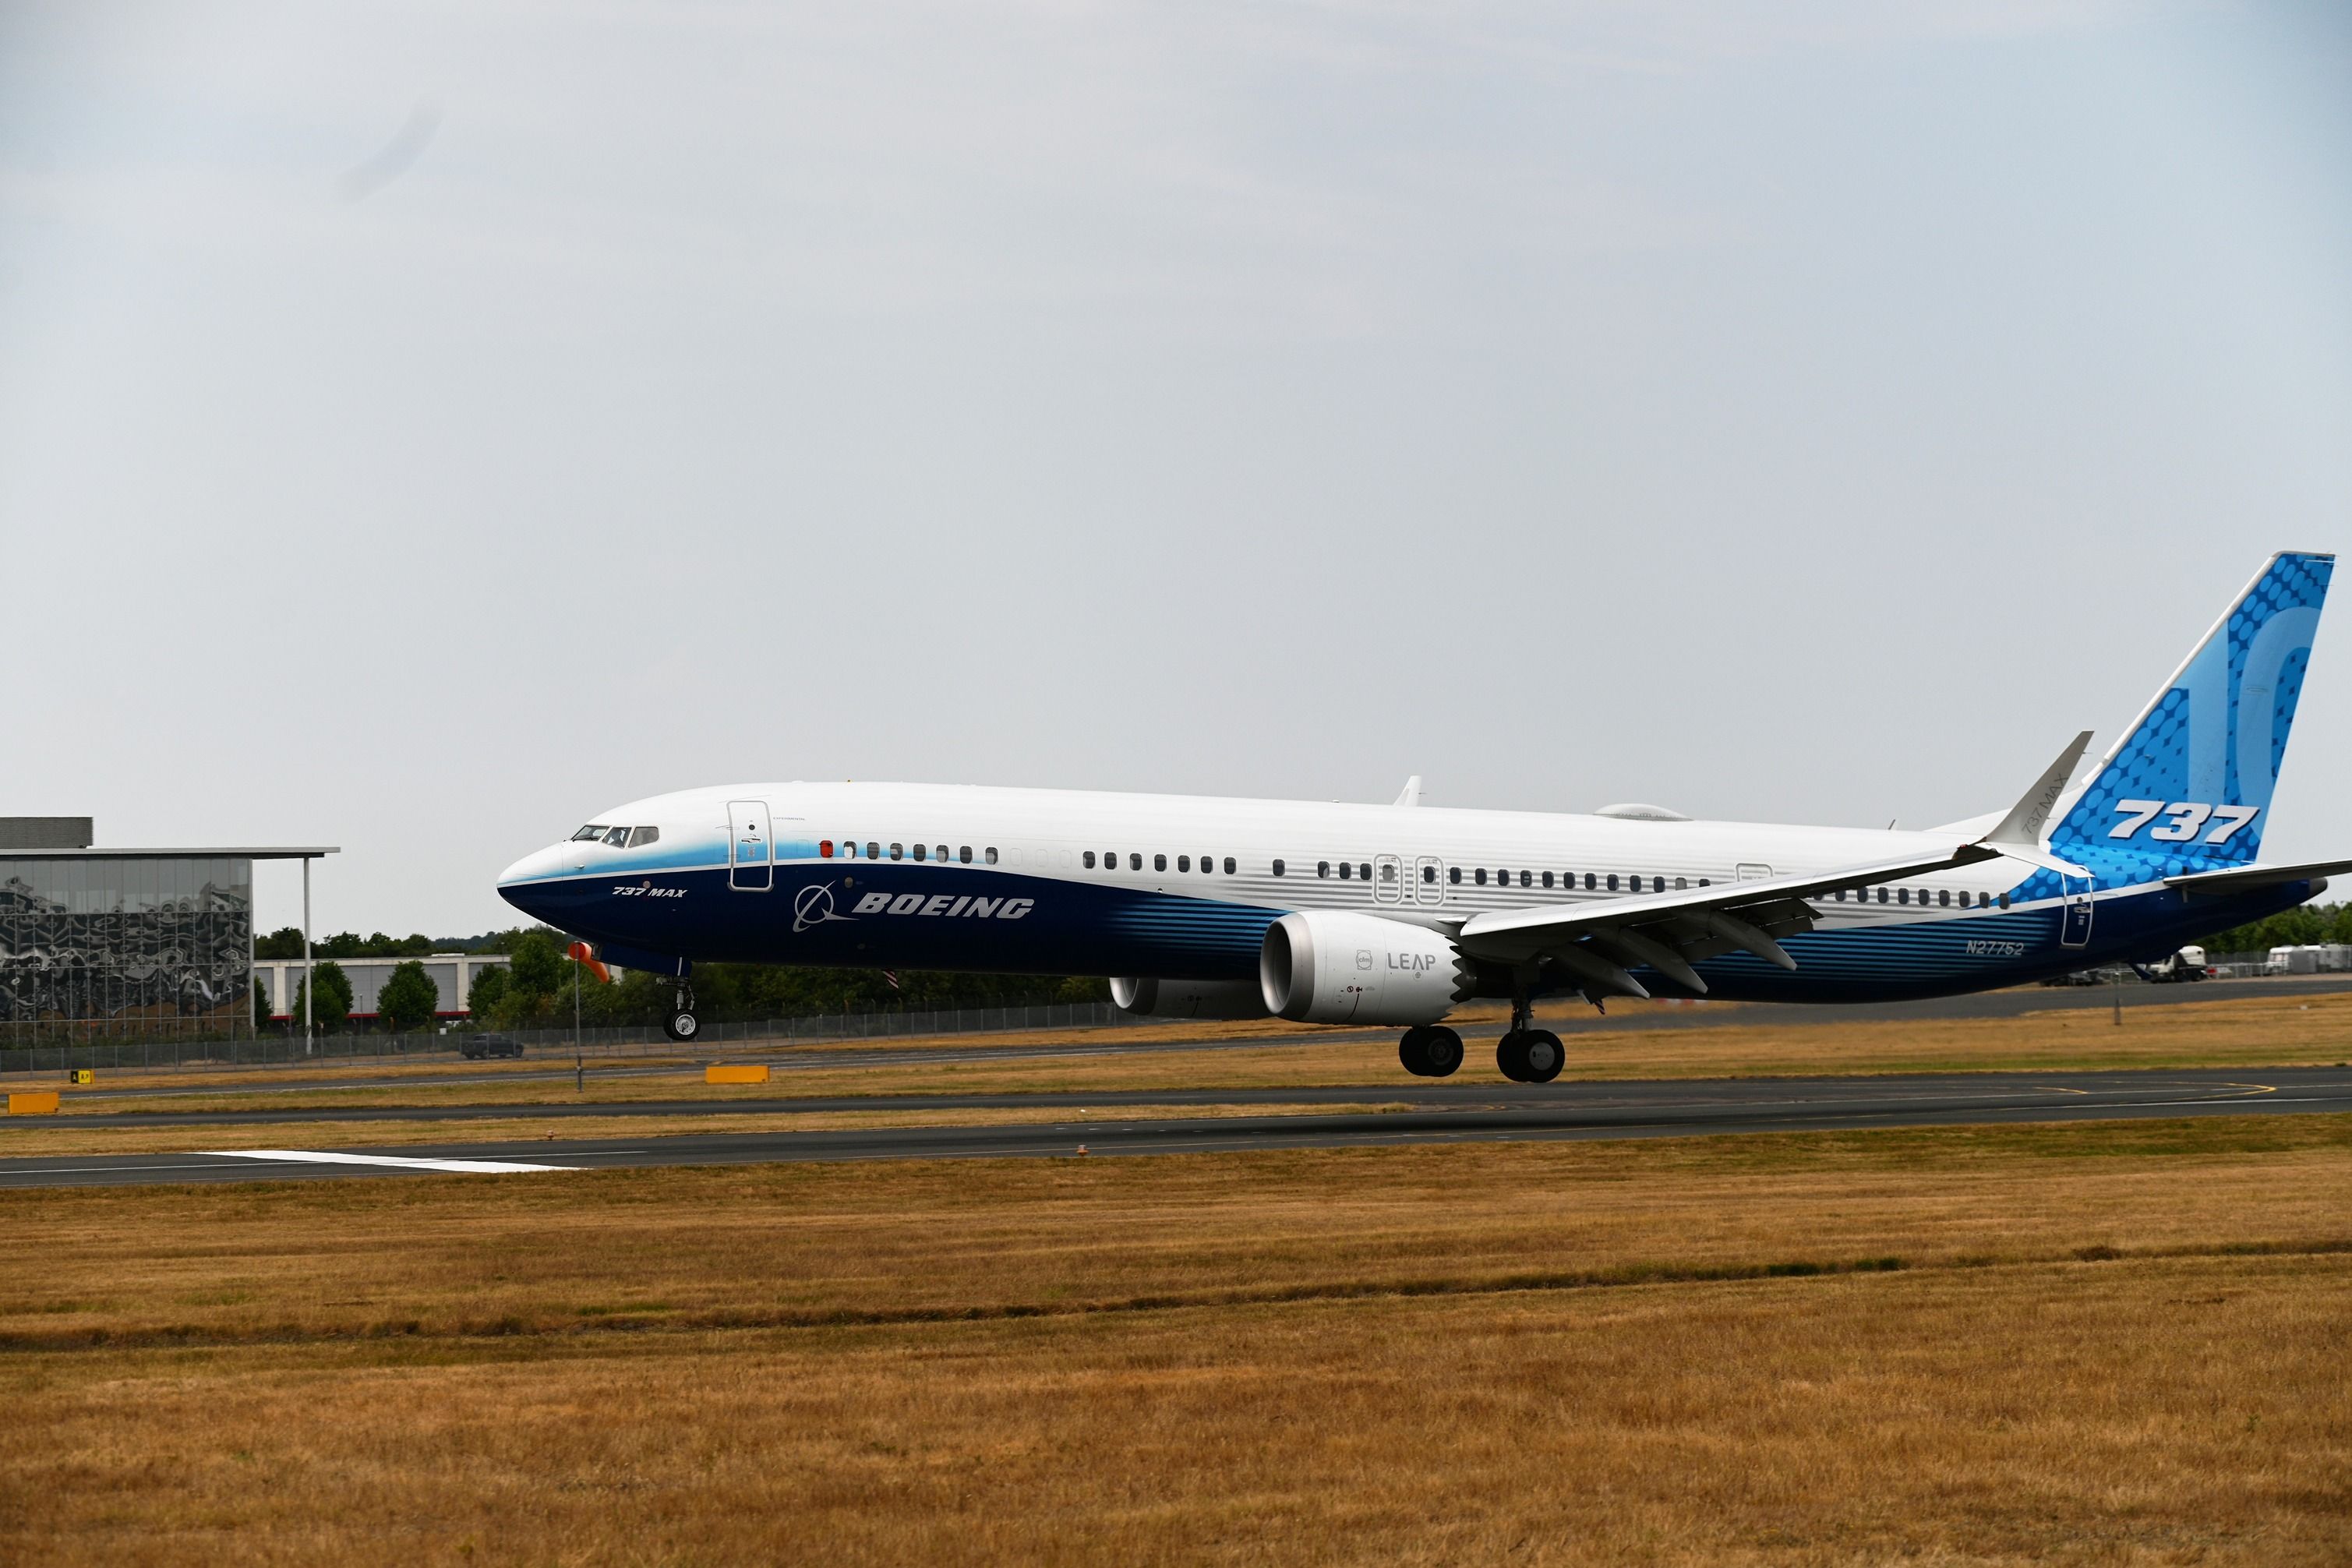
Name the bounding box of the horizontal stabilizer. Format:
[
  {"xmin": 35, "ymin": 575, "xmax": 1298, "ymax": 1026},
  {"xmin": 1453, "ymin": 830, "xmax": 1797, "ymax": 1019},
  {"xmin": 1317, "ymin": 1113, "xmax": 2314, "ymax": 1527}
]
[{"xmin": 2163, "ymin": 859, "xmax": 2352, "ymax": 897}]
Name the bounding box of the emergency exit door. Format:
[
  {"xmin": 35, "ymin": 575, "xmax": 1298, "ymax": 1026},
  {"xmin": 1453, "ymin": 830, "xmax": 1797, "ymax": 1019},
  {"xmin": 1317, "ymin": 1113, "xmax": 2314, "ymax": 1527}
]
[
  {"xmin": 2059, "ymin": 873, "xmax": 2093, "ymax": 948},
  {"xmin": 729, "ymin": 800, "xmax": 774, "ymax": 891}
]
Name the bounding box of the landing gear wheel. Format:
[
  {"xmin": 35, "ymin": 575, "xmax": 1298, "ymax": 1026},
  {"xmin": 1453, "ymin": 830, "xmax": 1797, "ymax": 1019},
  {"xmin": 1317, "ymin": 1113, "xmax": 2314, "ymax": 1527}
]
[
  {"xmin": 1399, "ymin": 1026, "xmax": 1466, "ymax": 1079},
  {"xmin": 1399, "ymin": 1027, "xmax": 1433, "ymax": 1076},
  {"xmin": 1420, "ymin": 1026, "xmax": 1464, "ymax": 1078},
  {"xmin": 1518, "ymin": 1028, "xmax": 1564, "ymax": 1084},
  {"xmin": 1496, "ymin": 1030, "xmax": 1531, "ymax": 1082},
  {"xmin": 664, "ymin": 1009, "xmax": 700, "ymax": 1043}
]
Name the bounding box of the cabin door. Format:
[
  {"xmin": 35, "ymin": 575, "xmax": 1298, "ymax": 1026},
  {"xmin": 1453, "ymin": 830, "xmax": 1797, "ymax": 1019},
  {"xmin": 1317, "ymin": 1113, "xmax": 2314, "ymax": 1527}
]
[
  {"xmin": 1373, "ymin": 854, "xmax": 1404, "ymax": 905},
  {"xmin": 728, "ymin": 800, "xmax": 774, "ymax": 891},
  {"xmin": 1414, "ymin": 856, "xmax": 1445, "ymax": 905}
]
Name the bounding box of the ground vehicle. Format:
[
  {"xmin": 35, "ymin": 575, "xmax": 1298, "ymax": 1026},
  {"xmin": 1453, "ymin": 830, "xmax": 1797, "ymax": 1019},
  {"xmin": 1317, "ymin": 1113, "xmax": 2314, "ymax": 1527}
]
[
  {"xmin": 459, "ymin": 1033, "xmax": 524, "ymax": 1060},
  {"xmin": 2139, "ymin": 946, "xmax": 2214, "ymax": 984}
]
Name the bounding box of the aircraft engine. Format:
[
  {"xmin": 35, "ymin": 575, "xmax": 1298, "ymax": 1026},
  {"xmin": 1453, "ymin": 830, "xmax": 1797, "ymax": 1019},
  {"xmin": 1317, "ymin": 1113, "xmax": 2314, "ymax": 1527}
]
[
  {"xmin": 1259, "ymin": 911, "xmax": 1471, "ymax": 1026},
  {"xmin": 1110, "ymin": 976, "xmax": 1272, "ymax": 1020}
]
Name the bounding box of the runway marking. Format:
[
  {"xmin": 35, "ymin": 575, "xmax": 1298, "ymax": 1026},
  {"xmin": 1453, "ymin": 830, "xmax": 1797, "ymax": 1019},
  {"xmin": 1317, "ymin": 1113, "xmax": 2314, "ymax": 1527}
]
[{"xmin": 209, "ymin": 1150, "xmax": 578, "ymax": 1174}]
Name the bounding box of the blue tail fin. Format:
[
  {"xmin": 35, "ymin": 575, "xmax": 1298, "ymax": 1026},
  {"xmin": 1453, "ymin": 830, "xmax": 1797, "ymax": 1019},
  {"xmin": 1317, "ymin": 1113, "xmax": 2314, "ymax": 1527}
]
[{"xmin": 2050, "ymin": 551, "xmax": 2333, "ymax": 868}]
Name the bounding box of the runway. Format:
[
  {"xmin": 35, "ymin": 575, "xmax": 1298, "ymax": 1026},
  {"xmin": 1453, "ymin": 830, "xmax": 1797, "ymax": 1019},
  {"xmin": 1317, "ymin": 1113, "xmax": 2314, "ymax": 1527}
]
[
  {"xmin": 7, "ymin": 1065, "xmax": 2349, "ymax": 1188},
  {"xmin": 47, "ymin": 973, "xmax": 2352, "ymax": 1107}
]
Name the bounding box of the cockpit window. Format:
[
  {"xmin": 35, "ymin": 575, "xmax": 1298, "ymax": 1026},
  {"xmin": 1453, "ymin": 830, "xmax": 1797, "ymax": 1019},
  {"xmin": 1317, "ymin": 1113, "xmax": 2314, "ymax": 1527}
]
[
  {"xmin": 628, "ymin": 826, "xmax": 660, "ymax": 848},
  {"xmin": 572, "ymin": 825, "xmax": 608, "ymax": 841},
  {"xmin": 602, "ymin": 826, "xmax": 631, "ymax": 847}
]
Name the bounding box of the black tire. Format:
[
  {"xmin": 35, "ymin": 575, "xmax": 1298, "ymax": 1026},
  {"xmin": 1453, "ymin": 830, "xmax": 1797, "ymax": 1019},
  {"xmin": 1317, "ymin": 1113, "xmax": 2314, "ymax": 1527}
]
[
  {"xmin": 1495, "ymin": 1030, "xmax": 1531, "ymax": 1082},
  {"xmin": 1398, "ymin": 1027, "xmax": 1433, "ymax": 1076},
  {"xmin": 665, "ymin": 1010, "xmax": 700, "ymax": 1043},
  {"xmin": 1519, "ymin": 1028, "xmax": 1565, "ymax": 1084},
  {"xmin": 1421, "ymin": 1026, "xmax": 1464, "ymax": 1078}
]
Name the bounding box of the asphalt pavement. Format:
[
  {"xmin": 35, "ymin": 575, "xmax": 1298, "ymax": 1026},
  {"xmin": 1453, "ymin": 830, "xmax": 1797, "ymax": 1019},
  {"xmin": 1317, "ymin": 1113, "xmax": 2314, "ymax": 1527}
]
[{"xmin": 7, "ymin": 1065, "xmax": 2348, "ymax": 1188}]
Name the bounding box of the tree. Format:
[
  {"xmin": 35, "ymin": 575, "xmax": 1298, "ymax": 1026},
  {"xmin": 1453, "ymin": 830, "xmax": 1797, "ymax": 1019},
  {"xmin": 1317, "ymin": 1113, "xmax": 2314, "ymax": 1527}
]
[
  {"xmin": 378, "ymin": 960, "xmax": 440, "ymax": 1033},
  {"xmin": 467, "ymin": 963, "xmax": 510, "ymax": 1019},
  {"xmin": 507, "ymin": 931, "xmax": 566, "ymax": 1001},
  {"xmin": 255, "ymin": 927, "xmax": 307, "ymax": 960},
  {"xmin": 253, "ymin": 975, "xmax": 271, "ymax": 1029},
  {"xmin": 291, "ymin": 961, "xmax": 354, "ymax": 1034}
]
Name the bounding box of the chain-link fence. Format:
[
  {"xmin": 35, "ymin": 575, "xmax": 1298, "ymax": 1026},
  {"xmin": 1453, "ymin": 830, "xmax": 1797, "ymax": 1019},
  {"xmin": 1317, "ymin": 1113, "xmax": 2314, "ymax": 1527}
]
[{"xmin": 1, "ymin": 1000, "xmax": 1129, "ymax": 1077}]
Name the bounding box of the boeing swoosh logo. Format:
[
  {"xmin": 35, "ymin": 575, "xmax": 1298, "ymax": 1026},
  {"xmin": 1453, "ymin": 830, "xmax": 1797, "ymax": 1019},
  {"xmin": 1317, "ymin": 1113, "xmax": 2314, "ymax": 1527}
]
[{"xmin": 792, "ymin": 882, "xmax": 857, "ymax": 934}]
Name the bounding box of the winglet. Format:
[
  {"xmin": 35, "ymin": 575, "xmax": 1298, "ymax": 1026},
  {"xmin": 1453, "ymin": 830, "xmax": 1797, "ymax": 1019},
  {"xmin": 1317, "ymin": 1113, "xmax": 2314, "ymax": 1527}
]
[
  {"xmin": 1978, "ymin": 731, "xmax": 2093, "ymax": 875},
  {"xmin": 1393, "ymin": 775, "xmax": 1422, "ymax": 808}
]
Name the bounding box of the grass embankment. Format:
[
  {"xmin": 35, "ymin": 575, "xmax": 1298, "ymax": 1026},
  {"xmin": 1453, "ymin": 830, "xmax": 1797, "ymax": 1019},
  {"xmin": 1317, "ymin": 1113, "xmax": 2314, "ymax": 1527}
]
[{"xmin": 2, "ymin": 1118, "xmax": 2350, "ymax": 1563}]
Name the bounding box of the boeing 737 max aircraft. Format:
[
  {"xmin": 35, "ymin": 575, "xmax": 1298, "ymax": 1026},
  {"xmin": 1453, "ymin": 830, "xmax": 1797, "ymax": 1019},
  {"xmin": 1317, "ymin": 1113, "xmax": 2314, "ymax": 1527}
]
[{"xmin": 500, "ymin": 552, "xmax": 2347, "ymax": 1082}]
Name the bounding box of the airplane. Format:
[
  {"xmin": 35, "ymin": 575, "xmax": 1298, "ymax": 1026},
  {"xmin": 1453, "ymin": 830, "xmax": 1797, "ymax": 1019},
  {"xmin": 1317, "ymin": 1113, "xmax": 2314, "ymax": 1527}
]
[{"xmin": 498, "ymin": 551, "xmax": 2347, "ymax": 1082}]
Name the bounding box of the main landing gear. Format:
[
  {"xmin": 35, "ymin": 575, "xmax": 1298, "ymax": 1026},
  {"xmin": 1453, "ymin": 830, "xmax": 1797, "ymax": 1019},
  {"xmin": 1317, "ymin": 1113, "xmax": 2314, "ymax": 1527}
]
[
  {"xmin": 1398, "ymin": 1025, "xmax": 1466, "ymax": 1078},
  {"xmin": 663, "ymin": 984, "xmax": 700, "ymax": 1043},
  {"xmin": 1493, "ymin": 991, "xmax": 1564, "ymax": 1084}
]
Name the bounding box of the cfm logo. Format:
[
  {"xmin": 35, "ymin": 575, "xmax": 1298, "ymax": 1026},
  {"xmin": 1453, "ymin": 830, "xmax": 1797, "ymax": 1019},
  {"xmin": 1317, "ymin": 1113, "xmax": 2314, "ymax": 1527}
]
[{"xmin": 2107, "ymin": 801, "xmax": 2259, "ymax": 845}]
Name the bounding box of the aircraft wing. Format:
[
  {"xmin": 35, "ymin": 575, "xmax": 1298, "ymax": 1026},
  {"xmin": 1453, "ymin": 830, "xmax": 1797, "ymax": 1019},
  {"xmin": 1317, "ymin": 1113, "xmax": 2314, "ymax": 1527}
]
[
  {"xmin": 2163, "ymin": 860, "xmax": 2352, "ymax": 897},
  {"xmin": 1454, "ymin": 842, "xmax": 2004, "ymax": 998}
]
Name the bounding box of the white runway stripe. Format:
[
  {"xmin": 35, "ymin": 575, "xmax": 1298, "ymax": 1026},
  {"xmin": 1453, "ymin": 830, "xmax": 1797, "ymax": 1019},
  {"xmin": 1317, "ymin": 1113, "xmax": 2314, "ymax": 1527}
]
[{"xmin": 209, "ymin": 1150, "xmax": 577, "ymax": 1174}]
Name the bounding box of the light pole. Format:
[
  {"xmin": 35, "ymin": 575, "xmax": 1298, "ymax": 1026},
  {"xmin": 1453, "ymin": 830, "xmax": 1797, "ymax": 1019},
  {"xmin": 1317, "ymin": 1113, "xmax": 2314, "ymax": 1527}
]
[{"xmin": 302, "ymin": 856, "xmax": 313, "ymax": 1058}]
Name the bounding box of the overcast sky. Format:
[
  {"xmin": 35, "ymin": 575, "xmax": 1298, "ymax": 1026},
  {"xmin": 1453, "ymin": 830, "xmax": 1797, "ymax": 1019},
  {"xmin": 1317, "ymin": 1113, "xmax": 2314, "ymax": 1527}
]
[{"xmin": 4, "ymin": 1, "xmax": 2348, "ymax": 938}]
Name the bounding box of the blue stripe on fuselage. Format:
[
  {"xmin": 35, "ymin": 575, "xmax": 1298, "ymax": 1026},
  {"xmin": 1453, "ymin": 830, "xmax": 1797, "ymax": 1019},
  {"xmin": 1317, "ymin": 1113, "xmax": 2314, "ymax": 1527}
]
[{"xmin": 500, "ymin": 861, "xmax": 2315, "ymax": 1001}]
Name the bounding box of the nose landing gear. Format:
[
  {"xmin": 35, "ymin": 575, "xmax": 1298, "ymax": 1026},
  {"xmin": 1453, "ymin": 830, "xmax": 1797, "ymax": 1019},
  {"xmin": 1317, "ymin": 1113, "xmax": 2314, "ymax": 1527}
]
[
  {"xmin": 663, "ymin": 984, "xmax": 700, "ymax": 1043},
  {"xmin": 1398, "ymin": 1025, "xmax": 1465, "ymax": 1077}
]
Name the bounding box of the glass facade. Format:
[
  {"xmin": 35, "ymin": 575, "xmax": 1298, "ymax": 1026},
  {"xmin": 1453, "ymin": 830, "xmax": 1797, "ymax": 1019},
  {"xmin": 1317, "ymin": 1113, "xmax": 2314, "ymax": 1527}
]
[{"xmin": 0, "ymin": 856, "xmax": 253, "ymax": 1041}]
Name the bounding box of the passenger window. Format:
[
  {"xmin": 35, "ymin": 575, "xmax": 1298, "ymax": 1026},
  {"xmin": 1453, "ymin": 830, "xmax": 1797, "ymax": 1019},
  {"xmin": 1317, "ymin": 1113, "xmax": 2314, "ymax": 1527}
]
[
  {"xmin": 1154, "ymin": 853, "xmax": 1167, "ymax": 871},
  {"xmin": 1131, "ymin": 853, "xmax": 1143, "ymax": 871},
  {"xmin": 1675, "ymin": 876, "xmax": 1686, "ymax": 890},
  {"xmin": 1541, "ymin": 871, "xmax": 1553, "ymax": 889},
  {"xmin": 1897, "ymin": 887, "xmax": 1909, "ymax": 904},
  {"xmin": 1938, "ymin": 888, "xmax": 1950, "ymax": 906},
  {"xmin": 1358, "ymin": 863, "xmax": 1370, "ymax": 881},
  {"xmin": 1339, "ymin": 862, "xmax": 1352, "ymax": 881},
  {"xmin": 1833, "ymin": 888, "xmax": 1845, "ymax": 901},
  {"xmin": 1584, "ymin": 873, "xmax": 1597, "ymax": 891},
  {"xmin": 938, "ymin": 846, "xmax": 950, "ymax": 863},
  {"xmin": 1496, "ymin": 868, "xmax": 1508, "ymax": 886},
  {"xmin": 1273, "ymin": 859, "xmax": 1286, "ymax": 877},
  {"xmin": 1424, "ymin": 864, "xmax": 1438, "ymax": 884},
  {"xmin": 1607, "ymin": 874, "xmax": 1619, "ymax": 892},
  {"xmin": 1878, "ymin": 888, "xmax": 1889, "ymax": 903},
  {"xmin": 1449, "ymin": 867, "xmax": 1460, "ymax": 885},
  {"xmin": 1474, "ymin": 868, "xmax": 1487, "ymax": 886},
  {"xmin": 1225, "ymin": 857, "xmax": 1238, "ymax": 874},
  {"xmin": 1201, "ymin": 854, "xmax": 1213, "ymax": 874},
  {"xmin": 865, "ymin": 842, "xmax": 879, "ymax": 860},
  {"xmin": 572, "ymin": 825, "xmax": 607, "ymax": 841},
  {"xmin": 820, "ymin": 839, "xmax": 834, "ymax": 859},
  {"xmin": 916, "ymin": 843, "xmax": 931, "ymax": 861},
  {"xmin": 986, "ymin": 847, "xmax": 998, "ymax": 865},
  {"xmin": 1083, "ymin": 851, "xmax": 1097, "ymax": 869},
  {"xmin": 1998, "ymin": 893, "xmax": 2010, "ymax": 909},
  {"xmin": 1179, "ymin": 855, "xmax": 1191, "ymax": 872},
  {"xmin": 891, "ymin": 843, "xmax": 905, "ymax": 860},
  {"xmin": 1317, "ymin": 861, "xmax": 1330, "ymax": 878},
  {"xmin": 960, "ymin": 846, "xmax": 973, "ymax": 864},
  {"xmin": 1382, "ymin": 862, "xmax": 1395, "ymax": 883}
]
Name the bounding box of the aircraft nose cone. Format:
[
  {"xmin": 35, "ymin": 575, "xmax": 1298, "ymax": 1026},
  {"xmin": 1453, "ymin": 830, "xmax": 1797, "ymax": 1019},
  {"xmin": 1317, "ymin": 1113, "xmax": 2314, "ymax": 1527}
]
[{"xmin": 496, "ymin": 845, "xmax": 570, "ymax": 914}]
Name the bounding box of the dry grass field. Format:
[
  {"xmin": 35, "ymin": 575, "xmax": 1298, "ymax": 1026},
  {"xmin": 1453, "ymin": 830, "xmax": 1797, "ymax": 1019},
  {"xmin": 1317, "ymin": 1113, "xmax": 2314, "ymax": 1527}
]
[{"xmin": 2, "ymin": 1114, "xmax": 2349, "ymax": 1564}]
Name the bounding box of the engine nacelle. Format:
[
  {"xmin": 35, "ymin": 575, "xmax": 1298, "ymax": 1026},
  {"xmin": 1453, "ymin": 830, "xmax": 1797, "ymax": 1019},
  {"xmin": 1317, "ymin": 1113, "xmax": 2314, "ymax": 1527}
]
[
  {"xmin": 1111, "ymin": 976, "xmax": 1272, "ymax": 1020},
  {"xmin": 1259, "ymin": 911, "xmax": 1468, "ymax": 1026}
]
